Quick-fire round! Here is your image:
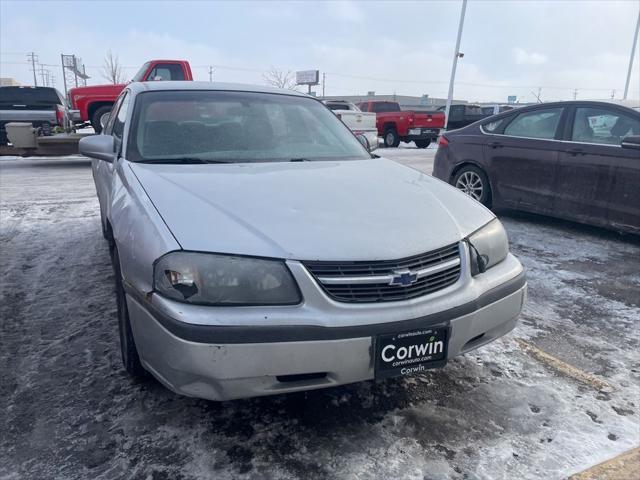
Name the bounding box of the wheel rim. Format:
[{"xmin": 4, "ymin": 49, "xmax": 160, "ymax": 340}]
[
  {"xmin": 99, "ymin": 112, "xmax": 110, "ymax": 130},
  {"xmin": 455, "ymin": 171, "xmax": 483, "ymax": 201},
  {"xmin": 385, "ymin": 132, "xmax": 395, "ymax": 145}
]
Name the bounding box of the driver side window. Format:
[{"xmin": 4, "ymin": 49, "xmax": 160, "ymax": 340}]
[
  {"xmin": 572, "ymin": 107, "xmax": 640, "ymax": 145},
  {"xmin": 146, "ymin": 64, "xmax": 185, "ymax": 81}
]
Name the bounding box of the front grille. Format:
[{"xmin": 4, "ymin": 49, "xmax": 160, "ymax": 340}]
[{"xmin": 303, "ymin": 243, "xmax": 461, "ymax": 303}]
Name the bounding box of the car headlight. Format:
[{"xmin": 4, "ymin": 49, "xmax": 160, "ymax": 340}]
[
  {"xmin": 153, "ymin": 252, "xmax": 301, "ymax": 306},
  {"xmin": 467, "ymin": 219, "xmax": 509, "ymax": 275}
]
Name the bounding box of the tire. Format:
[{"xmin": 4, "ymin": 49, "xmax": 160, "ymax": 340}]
[
  {"xmin": 112, "ymin": 247, "xmax": 147, "ymax": 379},
  {"xmin": 91, "ymin": 106, "xmax": 112, "ymax": 134},
  {"xmin": 100, "ymin": 210, "xmax": 115, "ymax": 250},
  {"xmin": 383, "ymin": 128, "xmax": 400, "ymax": 148},
  {"xmin": 415, "ymin": 140, "xmax": 431, "ymax": 149},
  {"xmin": 452, "ymin": 165, "xmax": 492, "ymax": 207}
]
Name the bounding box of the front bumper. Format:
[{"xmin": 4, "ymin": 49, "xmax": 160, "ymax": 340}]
[
  {"xmin": 69, "ymin": 110, "xmax": 83, "ymax": 124},
  {"xmin": 126, "ymin": 247, "xmax": 526, "ymax": 401}
]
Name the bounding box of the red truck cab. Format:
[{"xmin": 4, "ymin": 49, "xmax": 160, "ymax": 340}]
[
  {"xmin": 357, "ymin": 100, "xmax": 445, "ymax": 148},
  {"xmin": 68, "ymin": 60, "xmax": 193, "ymax": 132}
]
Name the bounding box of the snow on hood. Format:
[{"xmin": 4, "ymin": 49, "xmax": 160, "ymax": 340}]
[{"xmin": 129, "ymin": 158, "xmax": 495, "ymax": 261}]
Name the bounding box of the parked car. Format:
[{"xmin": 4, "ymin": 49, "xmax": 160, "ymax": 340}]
[
  {"xmin": 0, "ymin": 86, "xmax": 68, "ymax": 145},
  {"xmin": 438, "ymin": 104, "xmax": 492, "ymax": 130},
  {"xmin": 80, "ymin": 81, "xmax": 526, "ymax": 401},
  {"xmin": 323, "ymin": 100, "xmax": 378, "ymax": 150},
  {"xmin": 357, "ymin": 100, "xmax": 445, "ymax": 148},
  {"xmin": 433, "ymin": 101, "xmax": 640, "ymax": 234},
  {"xmin": 68, "ymin": 59, "xmax": 193, "ymax": 133}
]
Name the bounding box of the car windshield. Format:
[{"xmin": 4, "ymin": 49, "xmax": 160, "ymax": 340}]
[
  {"xmin": 372, "ymin": 103, "xmax": 400, "ymax": 113},
  {"xmin": 127, "ymin": 90, "xmax": 371, "ymax": 163},
  {"xmin": 131, "ymin": 62, "xmax": 151, "ymax": 82},
  {"xmin": 0, "ymin": 86, "xmax": 61, "ymax": 106}
]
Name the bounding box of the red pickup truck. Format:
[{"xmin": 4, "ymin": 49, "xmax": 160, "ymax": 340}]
[
  {"xmin": 357, "ymin": 100, "xmax": 445, "ymax": 148},
  {"xmin": 68, "ymin": 60, "xmax": 193, "ymax": 132}
]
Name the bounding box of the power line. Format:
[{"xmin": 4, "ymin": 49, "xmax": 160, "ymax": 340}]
[{"xmin": 0, "ymin": 59, "xmax": 630, "ymax": 98}]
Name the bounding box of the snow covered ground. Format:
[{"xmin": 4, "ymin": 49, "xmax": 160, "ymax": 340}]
[{"xmin": 0, "ymin": 150, "xmax": 638, "ymax": 480}]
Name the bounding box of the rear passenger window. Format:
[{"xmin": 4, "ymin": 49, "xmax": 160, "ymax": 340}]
[
  {"xmin": 503, "ymin": 108, "xmax": 563, "ymax": 140},
  {"xmin": 482, "ymin": 116, "xmax": 512, "ymax": 133},
  {"xmin": 572, "ymin": 107, "xmax": 640, "ymax": 145}
]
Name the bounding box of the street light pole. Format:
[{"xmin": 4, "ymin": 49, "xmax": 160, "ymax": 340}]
[
  {"xmin": 623, "ymin": 9, "xmax": 640, "ymax": 100},
  {"xmin": 444, "ymin": 0, "xmax": 467, "ymax": 130}
]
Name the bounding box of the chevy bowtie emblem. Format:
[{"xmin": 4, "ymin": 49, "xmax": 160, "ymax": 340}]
[{"xmin": 389, "ymin": 270, "xmax": 418, "ymax": 286}]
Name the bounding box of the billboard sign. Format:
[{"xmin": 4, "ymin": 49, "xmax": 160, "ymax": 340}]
[
  {"xmin": 507, "ymin": 95, "xmax": 517, "ymax": 104},
  {"xmin": 296, "ymin": 70, "xmax": 319, "ymax": 86}
]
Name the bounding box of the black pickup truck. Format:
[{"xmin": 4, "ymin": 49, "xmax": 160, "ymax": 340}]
[
  {"xmin": 0, "ymin": 86, "xmax": 68, "ymax": 145},
  {"xmin": 439, "ymin": 104, "xmax": 518, "ymax": 130},
  {"xmin": 438, "ymin": 104, "xmax": 488, "ymax": 130}
]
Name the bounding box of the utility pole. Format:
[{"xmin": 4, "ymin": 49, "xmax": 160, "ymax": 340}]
[
  {"xmin": 444, "ymin": 0, "xmax": 467, "ymax": 130},
  {"xmin": 39, "ymin": 64, "xmax": 47, "ymax": 87},
  {"xmin": 322, "ymin": 73, "xmax": 326, "ymax": 97},
  {"xmin": 27, "ymin": 52, "xmax": 38, "ymax": 86},
  {"xmin": 61, "ymin": 54, "xmax": 67, "ymax": 95},
  {"xmin": 209, "ymin": 66, "xmax": 213, "ymax": 82},
  {"xmin": 611, "ymin": 89, "xmax": 616, "ymax": 99},
  {"xmin": 573, "ymin": 88, "xmax": 578, "ymax": 100},
  {"xmin": 623, "ymin": 9, "xmax": 640, "ymax": 99}
]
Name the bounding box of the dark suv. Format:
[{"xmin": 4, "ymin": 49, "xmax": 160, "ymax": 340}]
[{"xmin": 433, "ymin": 101, "xmax": 640, "ymax": 234}]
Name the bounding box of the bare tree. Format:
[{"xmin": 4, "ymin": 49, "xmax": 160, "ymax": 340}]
[
  {"xmin": 102, "ymin": 50, "xmax": 125, "ymax": 84},
  {"xmin": 262, "ymin": 66, "xmax": 298, "ymax": 90}
]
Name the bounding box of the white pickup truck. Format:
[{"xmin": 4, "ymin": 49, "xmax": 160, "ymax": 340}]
[{"xmin": 323, "ymin": 100, "xmax": 378, "ymax": 151}]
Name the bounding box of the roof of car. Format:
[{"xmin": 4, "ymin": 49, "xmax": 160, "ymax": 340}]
[
  {"xmin": 516, "ymin": 100, "xmax": 639, "ymax": 110},
  {"xmin": 483, "ymin": 100, "xmax": 640, "ymax": 121},
  {"xmin": 126, "ymin": 81, "xmax": 309, "ymax": 98}
]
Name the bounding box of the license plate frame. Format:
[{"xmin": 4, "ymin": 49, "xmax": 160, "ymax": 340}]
[{"xmin": 374, "ymin": 326, "xmax": 449, "ymax": 379}]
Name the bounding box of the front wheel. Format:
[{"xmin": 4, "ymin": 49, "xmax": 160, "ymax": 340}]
[
  {"xmin": 452, "ymin": 165, "xmax": 492, "ymax": 207},
  {"xmin": 415, "ymin": 140, "xmax": 431, "ymax": 149},
  {"xmin": 112, "ymin": 247, "xmax": 147, "ymax": 380},
  {"xmin": 91, "ymin": 106, "xmax": 112, "ymax": 134}
]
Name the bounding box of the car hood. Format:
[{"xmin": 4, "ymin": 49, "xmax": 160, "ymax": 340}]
[{"xmin": 129, "ymin": 158, "xmax": 494, "ymax": 261}]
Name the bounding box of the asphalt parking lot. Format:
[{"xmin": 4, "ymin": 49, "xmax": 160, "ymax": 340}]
[{"xmin": 1, "ymin": 148, "xmax": 638, "ymax": 480}]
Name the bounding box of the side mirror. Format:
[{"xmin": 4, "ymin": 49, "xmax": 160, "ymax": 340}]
[
  {"xmin": 356, "ymin": 133, "xmax": 372, "ymax": 152},
  {"xmin": 79, "ymin": 135, "xmax": 115, "ymax": 162},
  {"xmin": 621, "ymin": 135, "xmax": 640, "ymax": 150}
]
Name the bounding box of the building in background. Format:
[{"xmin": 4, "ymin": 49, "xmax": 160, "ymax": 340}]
[{"xmin": 0, "ymin": 78, "xmax": 21, "ymax": 86}]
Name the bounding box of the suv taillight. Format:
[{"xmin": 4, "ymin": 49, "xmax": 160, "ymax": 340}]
[
  {"xmin": 55, "ymin": 105, "xmax": 64, "ymax": 127},
  {"xmin": 438, "ymin": 135, "xmax": 449, "ymax": 147}
]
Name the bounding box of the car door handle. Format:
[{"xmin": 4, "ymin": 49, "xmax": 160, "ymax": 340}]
[
  {"xmin": 488, "ymin": 141, "xmax": 503, "ymax": 148},
  {"xmin": 567, "ymin": 148, "xmax": 585, "ymax": 156}
]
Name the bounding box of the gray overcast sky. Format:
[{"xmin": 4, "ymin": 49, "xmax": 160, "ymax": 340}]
[{"xmin": 1, "ymin": 0, "xmax": 638, "ymax": 103}]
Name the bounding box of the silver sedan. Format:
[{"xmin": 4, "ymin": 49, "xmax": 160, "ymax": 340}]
[{"xmin": 79, "ymin": 81, "xmax": 526, "ymax": 401}]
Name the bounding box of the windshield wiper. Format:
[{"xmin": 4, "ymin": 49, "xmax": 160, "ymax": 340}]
[
  {"xmin": 139, "ymin": 158, "xmax": 230, "ymax": 164},
  {"xmin": 288, "ymin": 158, "xmax": 311, "ymax": 162}
]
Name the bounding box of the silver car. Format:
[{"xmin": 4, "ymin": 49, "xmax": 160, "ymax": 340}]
[{"xmin": 80, "ymin": 82, "xmax": 526, "ymax": 401}]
